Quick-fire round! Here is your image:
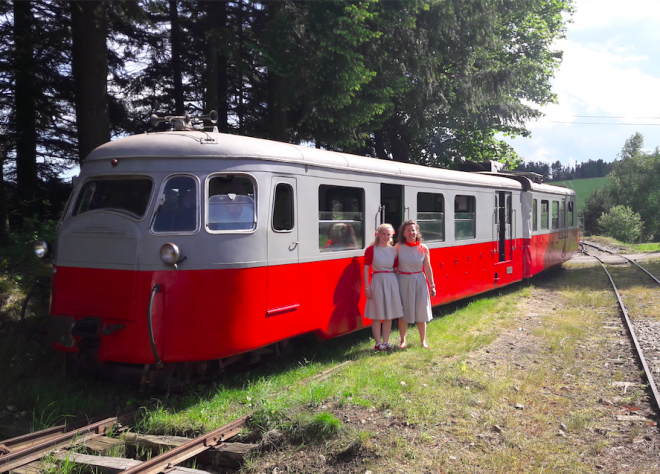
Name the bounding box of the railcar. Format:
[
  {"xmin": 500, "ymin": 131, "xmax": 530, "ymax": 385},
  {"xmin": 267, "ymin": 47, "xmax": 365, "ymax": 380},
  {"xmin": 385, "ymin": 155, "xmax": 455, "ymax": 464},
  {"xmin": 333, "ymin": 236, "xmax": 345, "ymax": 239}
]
[{"xmin": 40, "ymin": 116, "xmax": 578, "ymax": 386}]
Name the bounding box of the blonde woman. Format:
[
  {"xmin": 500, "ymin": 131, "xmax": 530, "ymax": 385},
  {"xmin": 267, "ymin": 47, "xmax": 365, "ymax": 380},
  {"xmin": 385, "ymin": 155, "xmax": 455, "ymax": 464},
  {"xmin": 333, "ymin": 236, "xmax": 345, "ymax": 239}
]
[
  {"xmin": 363, "ymin": 224, "xmax": 404, "ymax": 351},
  {"xmin": 395, "ymin": 220, "xmax": 436, "ymax": 349}
]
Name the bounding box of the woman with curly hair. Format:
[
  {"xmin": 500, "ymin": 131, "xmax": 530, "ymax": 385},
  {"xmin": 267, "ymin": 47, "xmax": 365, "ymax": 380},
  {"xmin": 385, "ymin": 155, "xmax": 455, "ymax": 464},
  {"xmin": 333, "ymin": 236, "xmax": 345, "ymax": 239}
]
[{"xmin": 395, "ymin": 219, "xmax": 436, "ymax": 349}]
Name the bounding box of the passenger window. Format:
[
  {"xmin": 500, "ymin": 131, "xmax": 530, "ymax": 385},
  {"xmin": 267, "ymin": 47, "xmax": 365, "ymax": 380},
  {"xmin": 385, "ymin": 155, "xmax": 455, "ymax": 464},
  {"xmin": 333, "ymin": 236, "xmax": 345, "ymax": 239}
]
[
  {"xmin": 272, "ymin": 183, "xmax": 294, "ymax": 231},
  {"xmin": 532, "ymin": 199, "xmax": 538, "ymax": 232},
  {"xmin": 541, "ymin": 200, "xmax": 549, "ymax": 230},
  {"xmin": 560, "ymin": 201, "xmax": 565, "ymax": 228},
  {"xmin": 207, "ymin": 175, "xmax": 256, "ymax": 231},
  {"xmin": 417, "ymin": 192, "xmax": 444, "ymax": 242},
  {"xmin": 454, "ymin": 195, "xmax": 476, "ymax": 240},
  {"xmin": 552, "ymin": 201, "xmax": 559, "ymax": 229},
  {"xmin": 319, "ymin": 185, "xmax": 364, "ymax": 251},
  {"xmin": 152, "ymin": 176, "xmax": 197, "ymax": 232},
  {"xmin": 568, "ymin": 202, "xmax": 574, "ymax": 227}
]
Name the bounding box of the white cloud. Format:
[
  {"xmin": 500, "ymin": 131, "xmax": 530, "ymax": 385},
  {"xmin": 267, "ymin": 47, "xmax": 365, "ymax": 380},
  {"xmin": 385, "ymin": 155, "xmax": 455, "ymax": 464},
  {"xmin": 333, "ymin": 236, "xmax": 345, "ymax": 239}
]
[
  {"xmin": 504, "ymin": 0, "xmax": 660, "ymax": 166},
  {"xmin": 526, "ymin": 147, "xmax": 553, "ymax": 164},
  {"xmin": 571, "ymin": 0, "xmax": 660, "ymax": 29},
  {"xmin": 537, "ymin": 40, "xmax": 660, "ymax": 121}
]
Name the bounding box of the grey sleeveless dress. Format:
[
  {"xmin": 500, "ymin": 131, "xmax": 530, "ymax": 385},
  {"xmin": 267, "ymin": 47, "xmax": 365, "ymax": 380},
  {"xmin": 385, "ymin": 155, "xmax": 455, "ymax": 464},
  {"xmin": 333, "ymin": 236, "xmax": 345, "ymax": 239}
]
[
  {"xmin": 397, "ymin": 242, "xmax": 433, "ymax": 324},
  {"xmin": 364, "ymin": 246, "xmax": 404, "ymax": 321}
]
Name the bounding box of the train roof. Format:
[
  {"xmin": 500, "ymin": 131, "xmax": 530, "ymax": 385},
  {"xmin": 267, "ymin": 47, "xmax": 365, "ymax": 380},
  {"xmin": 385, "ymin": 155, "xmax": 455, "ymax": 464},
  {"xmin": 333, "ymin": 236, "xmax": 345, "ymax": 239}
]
[{"xmin": 86, "ymin": 131, "xmax": 574, "ymax": 196}]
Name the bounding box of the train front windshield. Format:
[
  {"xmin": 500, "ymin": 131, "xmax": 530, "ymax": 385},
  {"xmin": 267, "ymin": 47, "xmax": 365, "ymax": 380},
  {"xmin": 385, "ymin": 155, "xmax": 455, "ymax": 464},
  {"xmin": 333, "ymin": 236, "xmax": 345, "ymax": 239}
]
[{"xmin": 73, "ymin": 177, "xmax": 153, "ymax": 219}]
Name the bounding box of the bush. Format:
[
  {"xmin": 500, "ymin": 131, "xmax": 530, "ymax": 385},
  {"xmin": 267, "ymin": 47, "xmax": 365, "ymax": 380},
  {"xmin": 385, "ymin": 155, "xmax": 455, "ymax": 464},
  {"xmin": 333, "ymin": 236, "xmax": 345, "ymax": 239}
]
[
  {"xmin": 597, "ymin": 205, "xmax": 644, "ymax": 243},
  {"xmin": 582, "ymin": 187, "xmax": 612, "ymax": 236}
]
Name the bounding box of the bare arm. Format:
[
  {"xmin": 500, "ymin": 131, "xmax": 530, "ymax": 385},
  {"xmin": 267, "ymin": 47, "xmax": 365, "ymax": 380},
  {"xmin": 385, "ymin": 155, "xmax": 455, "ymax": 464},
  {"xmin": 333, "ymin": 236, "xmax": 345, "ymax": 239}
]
[
  {"xmin": 363, "ymin": 264, "xmax": 372, "ymax": 299},
  {"xmin": 393, "ymin": 243, "xmax": 399, "ymax": 273},
  {"xmin": 423, "ymin": 246, "xmax": 436, "ymax": 298}
]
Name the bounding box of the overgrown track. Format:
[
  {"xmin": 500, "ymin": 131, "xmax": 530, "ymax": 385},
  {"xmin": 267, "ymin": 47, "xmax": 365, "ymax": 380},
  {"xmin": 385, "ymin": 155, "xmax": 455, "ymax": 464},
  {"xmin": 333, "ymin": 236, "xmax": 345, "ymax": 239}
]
[
  {"xmin": 0, "ymin": 413, "xmax": 136, "ymax": 473},
  {"xmin": 582, "ymin": 243, "xmax": 660, "ymax": 414},
  {"xmin": 0, "ymin": 361, "xmax": 352, "ymax": 473}
]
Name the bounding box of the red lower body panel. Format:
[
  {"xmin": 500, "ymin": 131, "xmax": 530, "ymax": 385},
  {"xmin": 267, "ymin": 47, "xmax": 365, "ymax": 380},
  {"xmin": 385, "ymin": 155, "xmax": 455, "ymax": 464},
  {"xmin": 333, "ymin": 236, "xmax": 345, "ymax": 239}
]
[
  {"xmin": 50, "ymin": 231, "xmax": 578, "ymax": 364},
  {"xmin": 528, "ymin": 229, "xmax": 579, "ymax": 276}
]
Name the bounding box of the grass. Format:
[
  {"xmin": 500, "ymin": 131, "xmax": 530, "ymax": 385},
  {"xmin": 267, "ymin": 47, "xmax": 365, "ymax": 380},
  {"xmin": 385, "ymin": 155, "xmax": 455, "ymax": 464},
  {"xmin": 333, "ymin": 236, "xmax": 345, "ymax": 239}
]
[
  {"xmin": 3, "ymin": 263, "xmax": 660, "ymax": 473},
  {"xmin": 547, "ymin": 177, "xmax": 609, "ymax": 205},
  {"xmin": 587, "ymin": 235, "xmax": 660, "ymax": 253}
]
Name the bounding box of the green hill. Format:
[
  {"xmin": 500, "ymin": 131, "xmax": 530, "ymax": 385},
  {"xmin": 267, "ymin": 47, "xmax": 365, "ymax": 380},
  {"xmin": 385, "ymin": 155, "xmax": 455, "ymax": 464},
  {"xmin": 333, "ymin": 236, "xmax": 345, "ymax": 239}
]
[{"xmin": 547, "ymin": 176, "xmax": 609, "ymax": 205}]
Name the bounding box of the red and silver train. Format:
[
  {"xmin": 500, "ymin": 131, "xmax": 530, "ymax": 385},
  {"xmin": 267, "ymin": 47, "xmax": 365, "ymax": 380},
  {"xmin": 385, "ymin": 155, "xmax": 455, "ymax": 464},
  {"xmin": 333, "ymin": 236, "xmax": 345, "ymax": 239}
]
[{"xmin": 40, "ymin": 116, "xmax": 578, "ymax": 385}]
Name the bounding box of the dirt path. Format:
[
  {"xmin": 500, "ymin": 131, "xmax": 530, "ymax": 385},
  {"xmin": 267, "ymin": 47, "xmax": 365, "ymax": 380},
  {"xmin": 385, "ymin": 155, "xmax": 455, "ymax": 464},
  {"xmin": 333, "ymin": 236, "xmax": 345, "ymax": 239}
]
[{"xmin": 245, "ymin": 265, "xmax": 660, "ymax": 473}]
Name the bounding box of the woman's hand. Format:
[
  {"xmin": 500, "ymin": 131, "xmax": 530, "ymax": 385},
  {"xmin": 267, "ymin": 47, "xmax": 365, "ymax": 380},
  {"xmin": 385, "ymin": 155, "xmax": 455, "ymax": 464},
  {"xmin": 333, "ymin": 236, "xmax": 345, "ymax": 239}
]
[
  {"xmin": 430, "ymin": 286, "xmax": 436, "ymax": 298},
  {"xmin": 365, "ymin": 287, "xmax": 372, "ymax": 299}
]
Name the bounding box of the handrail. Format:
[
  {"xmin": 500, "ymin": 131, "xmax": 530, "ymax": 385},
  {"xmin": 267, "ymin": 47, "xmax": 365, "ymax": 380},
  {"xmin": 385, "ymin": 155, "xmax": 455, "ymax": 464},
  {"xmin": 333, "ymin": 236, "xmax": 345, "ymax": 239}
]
[{"xmin": 147, "ymin": 284, "xmax": 162, "ymax": 365}]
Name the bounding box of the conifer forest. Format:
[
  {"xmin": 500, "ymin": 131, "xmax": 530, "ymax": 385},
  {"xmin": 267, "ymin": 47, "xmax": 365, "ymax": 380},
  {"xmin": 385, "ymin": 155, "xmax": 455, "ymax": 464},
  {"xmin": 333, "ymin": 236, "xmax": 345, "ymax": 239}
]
[{"xmin": 0, "ymin": 0, "xmax": 573, "ymax": 237}]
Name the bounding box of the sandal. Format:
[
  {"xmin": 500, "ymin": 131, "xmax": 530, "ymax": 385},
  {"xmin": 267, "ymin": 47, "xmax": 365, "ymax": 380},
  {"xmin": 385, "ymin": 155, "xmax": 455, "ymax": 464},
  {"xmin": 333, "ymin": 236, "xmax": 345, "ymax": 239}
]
[{"xmin": 374, "ymin": 343, "xmax": 385, "ymax": 351}]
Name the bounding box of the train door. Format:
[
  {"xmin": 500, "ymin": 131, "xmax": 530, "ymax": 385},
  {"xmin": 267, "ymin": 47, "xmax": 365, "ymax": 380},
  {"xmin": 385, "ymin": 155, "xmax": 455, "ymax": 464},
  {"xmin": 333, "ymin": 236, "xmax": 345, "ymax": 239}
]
[
  {"xmin": 380, "ymin": 184, "xmax": 405, "ymax": 232},
  {"xmin": 266, "ymin": 177, "xmax": 299, "ymax": 315},
  {"xmin": 495, "ymin": 191, "xmax": 513, "ymax": 262},
  {"xmin": 561, "ymin": 197, "xmax": 568, "ymax": 259}
]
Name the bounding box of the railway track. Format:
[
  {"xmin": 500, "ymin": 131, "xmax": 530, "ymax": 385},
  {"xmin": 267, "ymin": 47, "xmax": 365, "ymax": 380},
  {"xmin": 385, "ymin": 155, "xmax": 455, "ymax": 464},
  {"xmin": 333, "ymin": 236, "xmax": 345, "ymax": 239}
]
[
  {"xmin": 0, "ymin": 361, "xmax": 352, "ymax": 474},
  {"xmin": 581, "ymin": 242, "xmax": 660, "ymax": 414}
]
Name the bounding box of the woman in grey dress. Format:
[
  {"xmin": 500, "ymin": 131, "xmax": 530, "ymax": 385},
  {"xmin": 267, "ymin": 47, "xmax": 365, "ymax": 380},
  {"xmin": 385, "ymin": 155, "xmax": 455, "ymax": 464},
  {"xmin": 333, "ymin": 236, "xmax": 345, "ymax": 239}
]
[
  {"xmin": 395, "ymin": 220, "xmax": 436, "ymax": 349},
  {"xmin": 363, "ymin": 224, "xmax": 404, "ymax": 351}
]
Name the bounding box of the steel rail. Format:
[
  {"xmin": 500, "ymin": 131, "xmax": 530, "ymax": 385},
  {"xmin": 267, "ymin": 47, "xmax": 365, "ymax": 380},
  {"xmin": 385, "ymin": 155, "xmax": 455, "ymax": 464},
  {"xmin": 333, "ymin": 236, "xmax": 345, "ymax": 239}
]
[
  {"xmin": 582, "ymin": 241, "xmax": 660, "ymax": 286},
  {"xmin": 0, "ymin": 410, "xmax": 136, "ymax": 456},
  {"xmin": 120, "ymin": 415, "xmax": 249, "ymax": 474},
  {"xmin": 118, "ymin": 361, "xmax": 351, "ymax": 474},
  {"xmin": 0, "ymin": 357, "xmax": 353, "ymax": 473},
  {"xmin": 0, "ymin": 417, "xmax": 118, "ymax": 473},
  {"xmin": 0, "ymin": 425, "xmax": 68, "ymax": 455},
  {"xmin": 583, "ymin": 249, "xmax": 660, "ymax": 411}
]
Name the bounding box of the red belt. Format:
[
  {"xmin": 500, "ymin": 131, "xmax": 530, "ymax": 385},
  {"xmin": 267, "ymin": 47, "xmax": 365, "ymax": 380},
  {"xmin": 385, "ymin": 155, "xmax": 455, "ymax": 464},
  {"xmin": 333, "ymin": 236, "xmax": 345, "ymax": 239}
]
[
  {"xmin": 398, "ymin": 271, "xmax": 423, "ymax": 275},
  {"xmin": 372, "ymin": 271, "xmax": 394, "ymax": 274}
]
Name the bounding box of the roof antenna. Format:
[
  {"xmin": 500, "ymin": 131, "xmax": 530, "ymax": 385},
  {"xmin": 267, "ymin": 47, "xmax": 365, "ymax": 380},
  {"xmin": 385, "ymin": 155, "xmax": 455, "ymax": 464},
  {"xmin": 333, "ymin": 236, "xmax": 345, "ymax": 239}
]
[{"xmin": 150, "ymin": 110, "xmax": 218, "ymax": 131}]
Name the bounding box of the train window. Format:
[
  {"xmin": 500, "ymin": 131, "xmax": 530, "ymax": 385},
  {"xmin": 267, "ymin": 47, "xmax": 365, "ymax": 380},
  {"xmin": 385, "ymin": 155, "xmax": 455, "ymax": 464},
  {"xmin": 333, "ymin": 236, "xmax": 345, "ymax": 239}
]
[
  {"xmin": 540, "ymin": 200, "xmax": 549, "ymax": 230},
  {"xmin": 417, "ymin": 192, "xmax": 444, "ymax": 242},
  {"xmin": 533, "ymin": 199, "xmax": 538, "ymax": 232},
  {"xmin": 552, "ymin": 201, "xmax": 559, "ymax": 229},
  {"xmin": 73, "ymin": 177, "xmax": 153, "ymax": 219},
  {"xmin": 560, "ymin": 201, "xmax": 565, "ymax": 228},
  {"xmin": 207, "ymin": 175, "xmax": 256, "ymax": 231},
  {"xmin": 568, "ymin": 201, "xmax": 574, "ymax": 227},
  {"xmin": 319, "ymin": 185, "xmax": 364, "ymax": 251},
  {"xmin": 272, "ymin": 183, "xmax": 294, "ymax": 231},
  {"xmin": 152, "ymin": 176, "xmax": 198, "ymax": 233},
  {"xmin": 454, "ymin": 195, "xmax": 476, "ymax": 240}
]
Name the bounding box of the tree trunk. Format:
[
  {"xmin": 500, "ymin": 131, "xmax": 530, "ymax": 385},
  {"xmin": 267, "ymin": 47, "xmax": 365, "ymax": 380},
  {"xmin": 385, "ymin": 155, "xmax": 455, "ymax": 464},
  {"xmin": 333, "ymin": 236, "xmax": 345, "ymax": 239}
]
[
  {"xmin": 265, "ymin": 1, "xmax": 288, "ymax": 142},
  {"xmin": 0, "ymin": 136, "xmax": 9, "ymax": 242},
  {"xmin": 267, "ymin": 71, "xmax": 288, "ymax": 142},
  {"xmin": 13, "ymin": 0, "xmax": 38, "ymax": 212},
  {"xmin": 203, "ymin": 0, "xmax": 228, "ymax": 131},
  {"xmin": 71, "ymin": 0, "xmax": 110, "ymax": 162},
  {"xmin": 236, "ymin": 0, "xmax": 244, "ymax": 131},
  {"xmin": 374, "ymin": 131, "xmax": 388, "ymax": 160},
  {"xmin": 169, "ymin": 0, "xmax": 184, "ymax": 115}
]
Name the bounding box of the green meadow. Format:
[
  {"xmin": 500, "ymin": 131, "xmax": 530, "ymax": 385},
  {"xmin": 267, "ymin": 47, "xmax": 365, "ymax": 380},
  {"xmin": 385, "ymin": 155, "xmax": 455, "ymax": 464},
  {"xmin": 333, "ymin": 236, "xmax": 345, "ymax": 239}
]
[{"xmin": 547, "ymin": 176, "xmax": 609, "ymax": 205}]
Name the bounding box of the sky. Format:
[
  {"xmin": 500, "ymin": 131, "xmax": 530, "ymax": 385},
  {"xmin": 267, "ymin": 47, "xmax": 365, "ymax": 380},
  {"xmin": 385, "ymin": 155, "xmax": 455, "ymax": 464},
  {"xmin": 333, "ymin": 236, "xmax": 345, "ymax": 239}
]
[{"xmin": 502, "ymin": 0, "xmax": 660, "ymax": 168}]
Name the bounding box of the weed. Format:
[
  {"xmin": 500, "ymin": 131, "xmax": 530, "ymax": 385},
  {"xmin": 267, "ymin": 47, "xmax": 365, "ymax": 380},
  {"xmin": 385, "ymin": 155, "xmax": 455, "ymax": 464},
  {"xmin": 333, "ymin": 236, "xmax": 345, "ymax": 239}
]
[
  {"xmin": 290, "ymin": 411, "xmax": 343, "ymax": 443},
  {"xmin": 247, "ymin": 403, "xmax": 288, "ymax": 435},
  {"xmin": 565, "ymin": 410, "xmax": 595, "ymax": 432},
  {"xmin": 591, "ymin": 439, "xmax": 610, "ymax": 455}
]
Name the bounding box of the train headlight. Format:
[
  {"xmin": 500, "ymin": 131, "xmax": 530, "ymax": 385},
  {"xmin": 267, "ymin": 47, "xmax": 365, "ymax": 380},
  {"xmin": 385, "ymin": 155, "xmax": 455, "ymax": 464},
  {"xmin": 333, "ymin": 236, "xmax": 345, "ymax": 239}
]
[
  {"xmin": 33, "ymin": 240, "xmax": 51, "ymax": 259},
  {"xmin": 160, "ymin": 243, "xmax": 180, "ymax": 266}
]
